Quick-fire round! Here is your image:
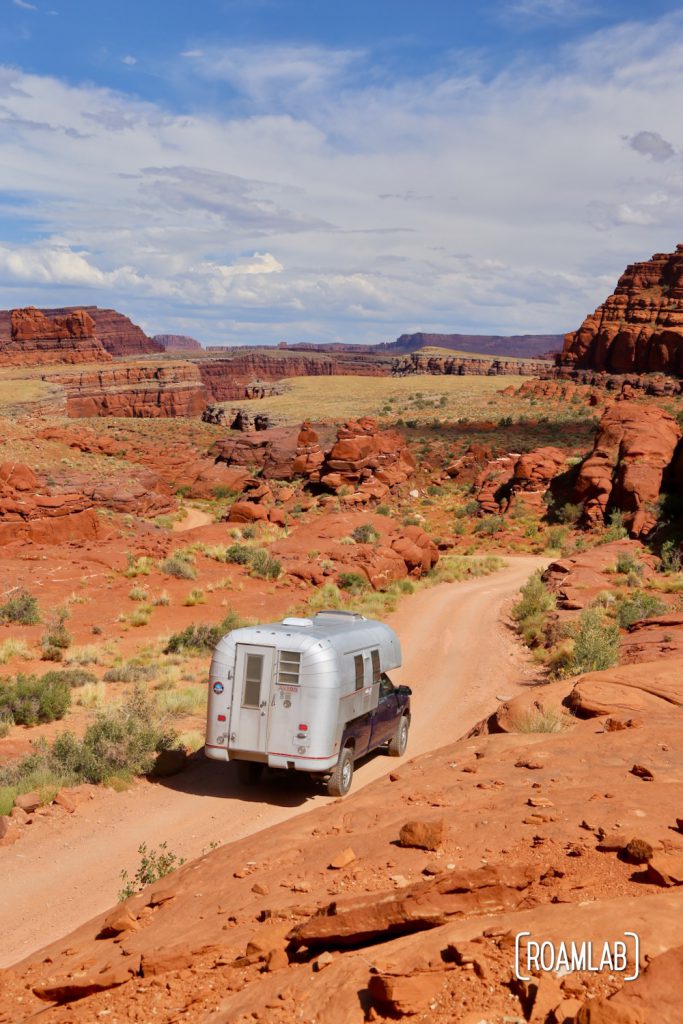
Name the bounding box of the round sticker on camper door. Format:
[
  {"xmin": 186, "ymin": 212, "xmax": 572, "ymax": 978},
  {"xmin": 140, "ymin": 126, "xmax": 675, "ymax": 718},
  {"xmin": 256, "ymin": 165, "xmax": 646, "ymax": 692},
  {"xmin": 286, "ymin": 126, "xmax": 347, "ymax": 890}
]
[{"xmin": 213, "ymin": 682, "xmax": 224, "ymax": 694}]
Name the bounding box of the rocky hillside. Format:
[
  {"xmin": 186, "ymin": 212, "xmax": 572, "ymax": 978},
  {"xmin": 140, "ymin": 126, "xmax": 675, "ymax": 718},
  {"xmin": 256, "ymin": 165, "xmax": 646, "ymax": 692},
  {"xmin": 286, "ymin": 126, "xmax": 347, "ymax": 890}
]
[
  {"xmin": 0, "ymin": 306, "xmax": 162, "ymax": 364},
  {"xmin": 384, "ymin": 332, "xmax": 563, "ymax": 358},
  {"xmin": 392, "ymin": 351, "xmax": 550, "ymax": 377},
  {"xmin": 560, "ymin": 244, "xmax": 683, "ymax": 374}
]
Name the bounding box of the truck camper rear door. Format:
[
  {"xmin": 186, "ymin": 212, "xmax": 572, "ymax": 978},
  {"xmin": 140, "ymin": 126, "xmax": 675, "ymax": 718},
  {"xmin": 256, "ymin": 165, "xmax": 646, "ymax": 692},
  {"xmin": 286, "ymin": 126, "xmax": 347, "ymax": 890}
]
[{"xmin": 230, "ymin": 644, "xmax": 275, "ymax": 753}]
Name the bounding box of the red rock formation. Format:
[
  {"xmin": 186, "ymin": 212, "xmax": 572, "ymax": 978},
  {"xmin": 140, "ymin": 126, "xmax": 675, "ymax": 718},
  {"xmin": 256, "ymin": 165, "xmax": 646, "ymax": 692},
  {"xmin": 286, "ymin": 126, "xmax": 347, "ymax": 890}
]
[
  {"xmin": 507, "ymin": 446, "xmax": 570, "ymax": 513},
  {"xmin": 572, "ymin": 404, "xmax": 681, "ymax": 536},
  {"xmin": 0, "ymin": 307, "xmax": 111, "ymax": 366},
  {"xmin": 57, "ymin": 363, "xmax": 207, "ymax": 418},
  {"xmin": 86, "ymin": 308, "xmax": 162, "ymax": 357},
  {"xmin": 320, "ymin": 417, "xmax": 416, "ymax": 502},
  {"xmin": 392, "ymin": 352, "xmax": 550, "ymax": 377},
  {"xmin": 0, "ymin": 462, "xmax": 101, "ymax": 545},
  {"xmin": 153, "ymin": 334, "xmax": 202, "ymax": 352},
  {"xmin": 473, "ymin": 456, "xmax": 516, "ymax": 514},
  {"xmin": 561, "ymin": 245, "xmax": 683, "ymax": 374}
]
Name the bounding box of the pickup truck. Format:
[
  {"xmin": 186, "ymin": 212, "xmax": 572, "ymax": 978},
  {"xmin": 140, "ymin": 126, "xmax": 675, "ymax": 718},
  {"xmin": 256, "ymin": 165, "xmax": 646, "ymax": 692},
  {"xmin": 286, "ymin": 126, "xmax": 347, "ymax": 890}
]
[{"xmin": 327, "ymin": 673, "xmax": 412, "ymax": 796}]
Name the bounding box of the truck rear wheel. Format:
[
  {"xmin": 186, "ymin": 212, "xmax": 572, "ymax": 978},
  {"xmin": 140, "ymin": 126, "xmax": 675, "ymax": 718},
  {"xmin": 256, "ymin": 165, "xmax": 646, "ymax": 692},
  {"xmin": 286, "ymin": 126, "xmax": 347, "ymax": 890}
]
[
  {"xmin": 388, "ymin": 715, "xmax": 409, "ymax": 757},
  {"xmin": 327, "ymin": 746, "xmax": 354, "ymax": 797},
  {"xmin": 235, "ymin": 761, "xmax": 263, "ymax": 785}
]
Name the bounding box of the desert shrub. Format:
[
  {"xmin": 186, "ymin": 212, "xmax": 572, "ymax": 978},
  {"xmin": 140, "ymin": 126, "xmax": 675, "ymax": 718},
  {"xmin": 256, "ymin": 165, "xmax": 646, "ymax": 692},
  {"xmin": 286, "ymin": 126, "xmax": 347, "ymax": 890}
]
[
  {"xmin": 183, "ymin": 588, "xmax": 206, "ymax": 607},
  {"xmin": 225, "ymin": 543, "xmax": 253, "ymax": 565},
  {"xmin": 403, "ymin": 515, "xmax": 421, "ymax": 526},
  {"xmin": 157, "ymin": 685, "xmax": 206, "ymax": 717},
  {"xmin": 40, "ymin": 668, "xmax": 96, "ymax": 689},
  {"xmin": 351, "ymin": 523, "xmax": 380, "ymax": 544},
  {"xmin": 153, "ymin": 590, "xmax": 171, "ymax": 606},
  {"xmin": 124, "ymin": 555, "xmax": 153, "ymax": 578},
  {"xmin": 118, "ymin": 841, "xmax": 185, "ymax": 902},
  {"xmin": 164, "ymin": 611, "xmax": 246, "ymax": 655},
  {"xmin": 103, "ymin": 661, "xmax": 157, "ymax": 684},
  {"xmin": 50, "ymin": 685, "xmax": 175, "ymax": 785},
  {"xmin": 129, "ymin": 605, "xmax": 152, "ymax": 627},
  {"xmin": 376, "ymin": 505, "xmax": 391, "ymax": 516},
  {"xmin": 159, "ymin": 553, "xmax": 197, "ymax": 580},
  {"xmin": 0, "ymin": 589, "xmax": 41, "ymax": 625},
  {"xmin": 601, "ymin": 510, "xmax": 628, "ymax": 543},
  {"xmin": 128, "ymin": 584, "xmax": 149, "ymax": 602},
  {"xmin": 614, "ymin": 551, "xmax": 643, "ymax": 577},
  {"xmin": 40, "ymin": 608, "xmax": 71, "ymax": 661},
  {"xmin": 545, "ymin": 526, "xmax": 568, "ymax": 550},
  {"xmin": 0, "ymin": 712, "xmax": 13, "ymax": 738},
  {"xmin": 659, "ymin": 540, "xmax": 682, "ymax": 575},
  {"xmin": 557, "ymin": 503, "xmax": 582, "ymax": 525},
  {"xmin": 511, "ymin": 706, "xmax": 570, "ymax": 733},
  {"xmin": 212, "ymin": 485, "xmax": 237, "ymax": 500},
  {"xmin": 65, "ymin": 644, "xmax": 103, "ymax": 665},
  {"xmin": 0, "ymin": 638, "xmax": 31, "ymax": 664},
  {"xmin": 249, "ymin": 549, "xmax": 281, "ymax": 580},
  {"xmin": 0, "ymin": 674, "xmax": 71, "ymax": 726},
  {"xmin": 616, "ymin": 591, "xmax": 666, "ymax": 629},
  {"xmin": 512, "ymin": 572, "xmax": 556, "ymax": 647},
  {"xmin": 569, "ymin": 607, "xmax": 620, "ymax": 674},
  {"xmin": 338, "ymin": 572, "xmax": 370, "ymax": 594},
  {"xmin": 474, "ymin": 515, "xmax": 505, "ymax": 536},
  {"xmin": 76, "ymin": 682, "xmax": 107, "ymax": 709}
]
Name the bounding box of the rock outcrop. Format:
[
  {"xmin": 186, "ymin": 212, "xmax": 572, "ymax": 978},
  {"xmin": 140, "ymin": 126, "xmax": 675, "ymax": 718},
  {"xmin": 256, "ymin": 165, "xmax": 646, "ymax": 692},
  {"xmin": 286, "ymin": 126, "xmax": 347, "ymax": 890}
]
[
  {"xmin": 0, "ymin": 306, "xmax": 161, "ymax": 365},
  {"xmin": 385, "ymin": 330, "xmax": 564, "ymax": 358},
  {"xmin": 0, "ymin": 462, "xmax": 101, "ymax": 545},
  {"xmin": 0, "ymin": 308, "xmax": 111, "ymax": 366},
  {"xmin": 560, "ymin": 245, "xmax": 683, "ymax": 374},
  {"xmin": 572, "ymin": 403, "xmax": 681, "ymax": 536},
  {"xmin": 56, "ymin": 364, "xmax": 208, "ymax": 418}
]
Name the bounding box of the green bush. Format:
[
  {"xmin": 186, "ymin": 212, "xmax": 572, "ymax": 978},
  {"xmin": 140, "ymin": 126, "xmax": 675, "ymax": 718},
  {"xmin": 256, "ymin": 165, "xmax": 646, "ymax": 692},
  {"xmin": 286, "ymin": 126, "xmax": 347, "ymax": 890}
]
[
  {"xmin": 659, "ymin": 540, "xmax": 682, "ymax": 574},
  {"xmin": 249, "ymin": 549, "xmax": 281, "ymax": 580},
  {"xmin": 40, "ymin": 608, "xmax": 72, "ymax": 661},
  {"xmin": 512, "ymin": 572, "xmax": 556, "ymax": 647},
  {"xmin": 570, "ymin": 607, "xmax": 620, "ymax": 674},
  {"xmin": 103, "ymin": 662, "xmax": 156, "ymax": 684},
  {"xmin": 0, "ymin": 673, "xmax": 71, "ymax": 726},
  {"xmin": 40, "ymin": 668, "xmax": 97, "ymax": 689},
  {"xmin": 351, "ymin": 523, "xmax": 380, "ymax": 544},
  {"xmin": 616, "ymin": 591, "xmax": 666, "ymax": 629},
  {"xmin": 337, "ymin": 572, "xmax": 370, "ymax": 594},
  {"xmin": 118, "ymin": 841, "xmax": 185, "ymax": 902},
  {"xmin": 0, "ymin": 590, "xmax": 41, "ymax": 625},
  {"xmin": 614, "ymin": 551, "xmax": 643, "ymax": 577},
  {"xmin": 601, "ymin": 510, "xmax": 628, "ymax": 543},
  {"xmin": 225, "ymin": 543, "xmax": 253, "ymax": 565},
  {"xmin": 557, "ymin": 503, "xmax": 582, "ymax": 525},
  {"xmin": 159, "ymin": 553, "xmax": 197, "ymax": 580},
  {"xmin": 474, "ymin": 515, "xmax": 506, "ymax": 536},
  {"xmin": 164, "ymin": 611, "xmax": 246, "ymax": 655}
]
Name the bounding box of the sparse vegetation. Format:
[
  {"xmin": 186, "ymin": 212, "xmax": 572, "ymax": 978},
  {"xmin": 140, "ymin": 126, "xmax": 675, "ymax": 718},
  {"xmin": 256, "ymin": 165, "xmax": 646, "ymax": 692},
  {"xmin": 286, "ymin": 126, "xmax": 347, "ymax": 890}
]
[
  {"xmin": 40, "ymin": 608, "xmax": 72, "ymax": 662},
  {"xmin": 0, "ymin": 638, "xmax": 32, "ymax": 665},
  {"xmin": 249, "ymin": 549, "xmax": 281, "ymax": 580},
  {"xmin": 164, "ymin": 611, "xmax": 248, "ymax": 655},
  {"xmin": 510, "ymin": 706, "xmax": 571, "ymax": 733},
  {"xmin": 351, "ymin": 523, "xmax": 380, "ymax": 544},
  {"xmin": 616, "ymin": 591, "xmax": 666, "ymax": 629},
  {"xmin": 118, "ymin": 841, "xmax": 185, "ymax": 902},
  {"xmin": 511, "ymin": 572, "xmax": 556, "ymax": 647},
  {"xmin": 0, "ymin": 673, "xmax": 71, "ymax": 726},
  {"xmin": 159, "ymin": 552, "xmax": 197, "ymax": 580},
  {"xmin": 338, "ymin": 572, "xmax": 370, "ymax": 594},
  {"xmin": 157, "ymin": 685, "xmax": 206, "ymax": 717},
  {"xmin": 0, "ymin": 589, "xmax": 41, "ymax": 625},
  {"xmin": 568, "ymin": 606, "xmax": 620, "ymax": 674}
]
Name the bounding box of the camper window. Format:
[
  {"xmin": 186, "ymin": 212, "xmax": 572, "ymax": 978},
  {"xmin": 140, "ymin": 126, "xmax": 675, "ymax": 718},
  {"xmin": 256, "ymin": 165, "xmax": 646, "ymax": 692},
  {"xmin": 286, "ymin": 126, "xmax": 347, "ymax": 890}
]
[
  {"xmin": 354, "ymin": 653, "xmax": 365, "ymax": 690},
  {"xmin": 371, "ymin": 648, "xmax": 380, "ymax": 684},
  {"xmin": 242, "ymin": 654, "xmax": 264, "ymax": 707},
  {"xmin": 278, "ymin": 650, "xmax": 301, "ymax": 685}
]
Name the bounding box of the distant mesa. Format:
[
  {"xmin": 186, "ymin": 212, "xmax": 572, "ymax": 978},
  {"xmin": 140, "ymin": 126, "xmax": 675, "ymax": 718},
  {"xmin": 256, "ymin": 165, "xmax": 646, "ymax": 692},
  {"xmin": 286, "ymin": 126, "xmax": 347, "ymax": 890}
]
[
  {"xmin": 277, "ymin": 332, "xmax": 564, "ymax": 359},
  {"xmin": 153, "ymin": 334, "xmax": 203, "ymax": 352},
  {"xmin": 560, "ymin": 244, "xmax": 683, "ymax": 375},
  {"xmin": 0, "ymin": 305, "xmax": 162, "ymax": 366}
]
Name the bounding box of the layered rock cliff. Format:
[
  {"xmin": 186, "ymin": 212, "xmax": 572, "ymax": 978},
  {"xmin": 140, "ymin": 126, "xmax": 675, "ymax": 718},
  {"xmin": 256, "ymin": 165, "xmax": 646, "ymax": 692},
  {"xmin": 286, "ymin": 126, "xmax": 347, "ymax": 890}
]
[
  {"xmin": 560, "ymin": 244, "xmax": 683, "ymax": 374},
  {"xmin": 0, "ymin": 307, "xmax": 111, "ymax": 366},
  {"xmin": 0, "ymin": 305, "xmax": 162, "ymax": 365},
  {"xmin": 391, "ymin": 351, "xmax": 550, "ymax": 377},
  {"xmin": 56, "ymin": 363, "xmax": 207, "ymax": 418}
]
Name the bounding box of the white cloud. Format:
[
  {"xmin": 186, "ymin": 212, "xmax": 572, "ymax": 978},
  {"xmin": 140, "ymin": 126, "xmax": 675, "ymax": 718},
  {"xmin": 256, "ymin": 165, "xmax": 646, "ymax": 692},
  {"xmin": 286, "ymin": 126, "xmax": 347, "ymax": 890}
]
[
  {"xmin": 1, "ymin": 16, "xmax": 683, "ymax": 343},
  {"xmin": 501, "ymin": 0, "xmax": 592, "ymax": 22},
  {"xmin": 13, "ymin": 0, "xmax": 38, "ymax": 10},
  {"xmin": 121, "ymin": 55, "xmax": 137, "ymax": 67},
  {"xmin": 180, "ymin": 49, "xmax": 204, "ymax": 59}
]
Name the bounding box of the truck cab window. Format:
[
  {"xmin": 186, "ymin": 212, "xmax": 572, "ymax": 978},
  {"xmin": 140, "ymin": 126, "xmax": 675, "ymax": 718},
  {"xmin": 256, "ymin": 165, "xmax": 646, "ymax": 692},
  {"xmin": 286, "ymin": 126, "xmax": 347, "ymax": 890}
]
[
  {"xmin": 380, "ymin": 672, "xmax": 395, "ymax": 697},
  {"xmin": 354, "ymin": 654, "xmax": 365, "ymax": 690}
]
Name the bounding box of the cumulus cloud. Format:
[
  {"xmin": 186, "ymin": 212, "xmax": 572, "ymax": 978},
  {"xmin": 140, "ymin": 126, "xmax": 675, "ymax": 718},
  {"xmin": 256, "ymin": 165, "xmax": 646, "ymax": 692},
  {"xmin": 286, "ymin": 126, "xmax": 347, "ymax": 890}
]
[
  {"xmin": 121, "ymin": 55, "xmax": 137, "ymax": 67},
  {"xmin": 626, "ymin": 130, "xmax": 675, "ymax": 161},
  {"xmin": 1, "ymin": 15, "xmax": 683, "ymax": 342},
  {"xmin": 13, "ymin": 0, "xmax": 38, "ymax": 10}
]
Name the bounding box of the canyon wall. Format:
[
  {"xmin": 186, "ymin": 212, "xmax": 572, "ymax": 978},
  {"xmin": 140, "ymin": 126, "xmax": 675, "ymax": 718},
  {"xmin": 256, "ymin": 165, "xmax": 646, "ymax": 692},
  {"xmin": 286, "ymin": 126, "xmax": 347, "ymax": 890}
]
[
  {"xmin": 153, "ymin": 334, "xmax": 203, "ymax": 352},
  {"xmin": 560, "ymin": 244, "xmax": 683, "ymax": 374},
  {"xmin": 383, "ymin": 331, "xmax": 563, "ymax": 358}
]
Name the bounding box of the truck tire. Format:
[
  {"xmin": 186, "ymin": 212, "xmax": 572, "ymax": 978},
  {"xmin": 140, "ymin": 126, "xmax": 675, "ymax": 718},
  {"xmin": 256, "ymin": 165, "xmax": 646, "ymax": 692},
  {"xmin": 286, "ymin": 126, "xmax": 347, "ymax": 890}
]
[
  {"xmin": 235, "ymin": 761, "xmax": 263, "ymax": 785},
  {"xmin": 388, "ymin": 715, "xmax": 409, "ymax": 757},
  {"xmin": 327, "ymin": 746, "xmax": 354, "ymax": 797}
]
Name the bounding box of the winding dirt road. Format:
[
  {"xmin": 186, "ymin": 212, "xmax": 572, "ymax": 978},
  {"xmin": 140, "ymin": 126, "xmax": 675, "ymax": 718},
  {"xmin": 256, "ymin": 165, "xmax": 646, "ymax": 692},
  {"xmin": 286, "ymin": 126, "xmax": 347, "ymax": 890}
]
[{"xmin": 2, "ymin": 555, "xmax": 545, "ymax": 968}]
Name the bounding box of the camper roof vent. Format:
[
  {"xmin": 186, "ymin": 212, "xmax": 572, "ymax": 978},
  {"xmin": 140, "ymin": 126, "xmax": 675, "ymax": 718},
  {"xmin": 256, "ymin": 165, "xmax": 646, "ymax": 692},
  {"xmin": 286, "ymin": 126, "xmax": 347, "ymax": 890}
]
[
  {"xmin": 314, "ymin": 610, "xmax": 366, "ymax": 622},
  {"xmin": 281, "ymin": 617, "xmax": 314, "ymax": 627}
]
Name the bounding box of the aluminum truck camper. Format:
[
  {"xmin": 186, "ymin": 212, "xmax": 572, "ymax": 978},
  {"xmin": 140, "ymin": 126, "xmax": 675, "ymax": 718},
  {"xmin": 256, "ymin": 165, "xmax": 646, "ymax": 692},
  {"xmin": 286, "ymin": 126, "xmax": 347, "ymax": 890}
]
[{"xmin": 205, "ymin": 610, "xmax": 411, "ymax": 796}]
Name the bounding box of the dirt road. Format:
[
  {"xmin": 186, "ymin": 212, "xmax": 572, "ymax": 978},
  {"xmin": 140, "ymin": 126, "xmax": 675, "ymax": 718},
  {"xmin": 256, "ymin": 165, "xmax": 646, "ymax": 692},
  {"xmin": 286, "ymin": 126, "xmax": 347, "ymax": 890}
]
[{"xmin": 2, "ymin": 555, "xmax": 545, "ymax": 967}]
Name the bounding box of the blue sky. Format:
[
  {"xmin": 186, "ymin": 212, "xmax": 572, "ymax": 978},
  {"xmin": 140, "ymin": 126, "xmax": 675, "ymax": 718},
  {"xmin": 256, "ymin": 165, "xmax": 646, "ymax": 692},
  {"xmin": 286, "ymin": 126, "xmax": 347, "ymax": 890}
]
[{"xmin": 1, "ymin": 0, "xmax": 683, "ymax": 344}]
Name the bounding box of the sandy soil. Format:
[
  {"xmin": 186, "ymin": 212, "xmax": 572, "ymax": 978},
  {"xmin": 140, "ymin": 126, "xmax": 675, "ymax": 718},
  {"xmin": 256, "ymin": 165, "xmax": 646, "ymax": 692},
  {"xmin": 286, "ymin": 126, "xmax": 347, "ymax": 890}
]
[
  {"xmin": 1, "ymin": 554, "xmax": 545, "ymax": 968},
  {"xmin": 172, "ymin": 508, "xmax": 213, "ymax": 531}
]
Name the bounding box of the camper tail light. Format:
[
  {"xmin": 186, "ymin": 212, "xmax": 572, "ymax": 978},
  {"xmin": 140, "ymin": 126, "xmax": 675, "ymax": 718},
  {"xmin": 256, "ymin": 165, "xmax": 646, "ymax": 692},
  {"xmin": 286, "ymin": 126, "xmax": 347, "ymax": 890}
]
[
  {"xmin": 298, "ymin": 723, "xmax": 308, "ymax": 731},
  {"xmin": 217, "ymin": 714, "xmax": 226, "ymax": 722}
]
